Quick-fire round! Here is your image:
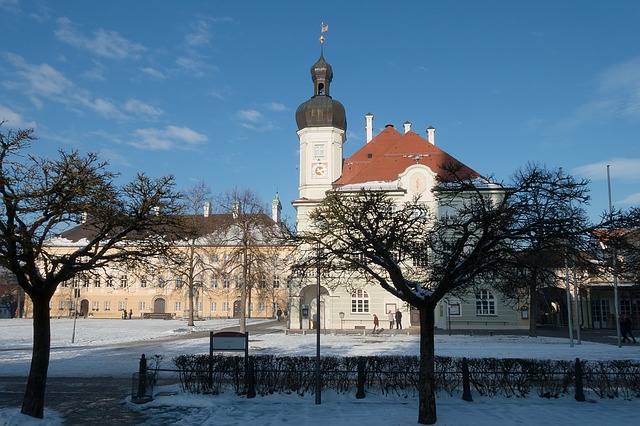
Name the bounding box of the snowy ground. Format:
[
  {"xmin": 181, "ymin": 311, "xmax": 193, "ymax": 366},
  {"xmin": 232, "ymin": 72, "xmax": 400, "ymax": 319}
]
[{"xmin": 1, "ymin": 318, "xmax": 639, "ymax": 425}]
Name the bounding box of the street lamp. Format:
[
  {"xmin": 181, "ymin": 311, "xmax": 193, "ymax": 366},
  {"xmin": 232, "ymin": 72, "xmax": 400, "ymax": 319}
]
[{"xmin": 315, "ymin": 242, "xmax": 322, "ymax": 405}]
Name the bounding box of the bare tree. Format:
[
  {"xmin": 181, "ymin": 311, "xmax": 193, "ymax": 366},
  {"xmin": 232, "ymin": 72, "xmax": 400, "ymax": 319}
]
[
  {"xmin": 0, "ymin": 125, "xmax": 183, "ymax": 419},
  {"xmin": 295, "ymin": 164, "xmax": 596, "ymax": 425},
  {"xmin": 212, "ymin": 188, "xmax": 286, "ymax": 332}
]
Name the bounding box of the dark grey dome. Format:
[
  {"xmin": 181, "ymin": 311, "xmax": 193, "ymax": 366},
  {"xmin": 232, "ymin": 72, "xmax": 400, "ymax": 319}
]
[
  {"xmin": 295, "ymin": 51, "xmax": 347, "ymax": 131},
  {"xmin": 295, "ymin": 96, "xmax": 347, "ymax": 131}
]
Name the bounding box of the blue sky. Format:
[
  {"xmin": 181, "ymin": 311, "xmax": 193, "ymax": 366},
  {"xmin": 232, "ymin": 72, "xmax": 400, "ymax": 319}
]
[{"xmin": 1, "ymin": 0, "xmax": 639, "ymax": 225}]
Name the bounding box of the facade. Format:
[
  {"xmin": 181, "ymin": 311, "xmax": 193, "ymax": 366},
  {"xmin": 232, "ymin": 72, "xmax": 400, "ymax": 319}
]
[
  {"xmin": 42, "ymin": 195, "xmax": 293, "ymax": 320},
  {"xmin": 288, "ymin": 45, "xmax": 527, "ymax": 332}
]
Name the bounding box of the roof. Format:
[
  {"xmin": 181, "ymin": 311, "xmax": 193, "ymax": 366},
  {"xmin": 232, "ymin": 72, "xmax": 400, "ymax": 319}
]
[
  {"xmin": 334, "ymin": 126, "xmax": 485, "ymax": 188},
  {"xmin": 53, "ymin": 213, "xmax": 283, "ymax": 245}
]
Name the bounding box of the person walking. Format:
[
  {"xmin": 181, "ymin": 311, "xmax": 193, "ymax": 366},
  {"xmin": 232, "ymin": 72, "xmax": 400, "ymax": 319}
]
[
  {"xmin": 388, "ymin": 310, "xmax": 394, "ymax": 329},
  {"xmin": 395, "ymin": 309, "xmax": 402, "ymax": 329},
  {"xmin": 276, "ymin": 308, "xmax": 283, "ymax": 322},
  {"xmin": 622, "ymin": 315, "xmax": 636, "ymax": 343},
  {"xmin": 373, "ymin": 313, "xmax": 379, "ymax": 332}
]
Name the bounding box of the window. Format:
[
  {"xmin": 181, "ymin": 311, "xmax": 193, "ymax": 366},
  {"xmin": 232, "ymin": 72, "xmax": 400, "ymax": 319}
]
[
  {"xmin": 211, "ymin": 254, "xmax": 218, "ymax": 263},
  {"xmin": 158, "ymin": 277, "xmax": 165, "ymax": 288},
  {"xmin": 61, "ymin": 281, "xmax": 68, "ymax": 288},
  {"xmin": 106, "ymin": 278, "xmax": 114, "ymax": 288},
  {"xmin": 118, "ymin": 301, "xmax": 126, "ymax": 311},
  {"xmin": 210, "ymin": 277, "xmax": 218, "ymax": 288},
  {"xmin": 175, "ymin": 302, "xmax": 181, "ymax": 312},
  {"xmin": 249, "ymin": 303, "xmax": 254, "ymax": 312},
  {"xmin": 476, "ymin": 290, "xmax": 496, "ymax": 315},
  {"xmin": 223, "ymin": 276, "xmax": 230, "ymax": 288},
  {"xmin": 138, "ymin": 301, "xmax": 146, "ymax": 312},
  {"xmin": 140, "ymin": 277, "xmax": 147, "ymax": 288},
  {"xmin": 175, "ymin": 277, "xmax": 183, "ymax": 289},
  {"xmin": 314, "ymin": 144, "xmax": 325, "ymax": 157},
  {"xmin": 223, "ymin": 302, "xmax": 229, "ymax": 312},
  {"xmin": 273, "ymin": 275, "xmax": 280, "ymax": 288},
  {"xmin": 411, "ymin": 244, "xmax": 428, "ymax": 267},
  {"xmin": 235, "ymin": 276, "xmax": 242, "ymax": 289},
  {"xmin": 59, "ymin": 300, "xmax": 66, "ymax": 310},
  {"xmin": 104, "ymin": 301, "xmax": 111, "ymax": 311},
  {"xmin": 120, "ymin": 276, "xmax": 127, "ymax": 288},
  {"xmin": 210, "ymin": 301, "xmax": 217, "ymax": 312},
  {"xmin": 258, "ymin": 302, "xmax": 265, "ymax": 312},
  {"xmin": 72, "ymin": 277, "xmax": 79, "ymax": 288},
  {"xmin": 92, "ymin": 301, "xmax": 99, "ymax": 311},
  {"xmin": 197, "ymin": 302, "xmax": 202, "ymax": 312},
  {"xmin": 351, "ymin": 289, "xmax": 370, "ymax": 313},
  {"xmin": 82, "ymin": 277, "xmax": 90, "ymax": 288},
  {"xmin": 258, "ymin": 276, "xmax": 266, "ymax": 288},
  {"xmin": 93, "ymin": 277, "xmax": 101, "ymax": 288}
]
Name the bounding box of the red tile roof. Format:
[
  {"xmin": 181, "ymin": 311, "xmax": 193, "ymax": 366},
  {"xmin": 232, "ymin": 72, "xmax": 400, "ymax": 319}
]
[{"xmin": 334, "ymin": 126, "xmax": 484, "ymax": 188}]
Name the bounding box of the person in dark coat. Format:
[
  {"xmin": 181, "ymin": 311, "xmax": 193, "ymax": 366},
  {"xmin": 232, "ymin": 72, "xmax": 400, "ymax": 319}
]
[
  {"xmin": 622, "ymin": 315, "xmax": 636, "ymax": 343},
  {"xmin": 395, "ymin": 309, "xmax": 402, "ymax": 329},
  {"xmin": 373, "ymin": 313, "xmax": 379, "ymax": 332}
]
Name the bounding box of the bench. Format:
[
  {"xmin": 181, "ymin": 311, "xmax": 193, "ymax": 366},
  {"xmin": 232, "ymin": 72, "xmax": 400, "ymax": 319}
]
[{"xmin": 354, "ymin": 325, "xmax": 366, "ymax": 330}]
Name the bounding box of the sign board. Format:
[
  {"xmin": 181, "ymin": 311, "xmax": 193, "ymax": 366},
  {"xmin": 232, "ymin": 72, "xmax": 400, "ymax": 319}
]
[{"xmin": 210, "ymin": 331, "xmax": 248, "ymax": 355}]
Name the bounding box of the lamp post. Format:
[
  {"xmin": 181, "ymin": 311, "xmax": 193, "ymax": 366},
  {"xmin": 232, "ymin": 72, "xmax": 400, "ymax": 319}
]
[
  {"xmin": 315, "ymin": 242, "xmax": 322, "ymax": 405},
  {"xmin": 607, "ymin": 165, "xmax": 622, "ymax": 348}
]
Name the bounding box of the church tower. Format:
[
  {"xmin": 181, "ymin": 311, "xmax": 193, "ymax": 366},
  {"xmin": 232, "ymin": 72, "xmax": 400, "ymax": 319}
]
[{"xmin": 293, "ymin": 38, "xmax": 347, "ymax": 232}]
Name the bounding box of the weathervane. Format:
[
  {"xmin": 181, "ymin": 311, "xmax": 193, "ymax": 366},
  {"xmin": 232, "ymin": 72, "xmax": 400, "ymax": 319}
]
[{"xmin": 320, "ymin": 22, "xmax": 329, "ymax": 44}]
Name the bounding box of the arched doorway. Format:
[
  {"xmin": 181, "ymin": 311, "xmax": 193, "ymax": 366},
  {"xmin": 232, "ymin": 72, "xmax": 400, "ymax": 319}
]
[
  {"xmin": 300, "ymin": 285, "xmax": 330, "ymax": 330},
  {"xmin": 154, "ymin": 298, "xmax": 166, "ymax": 314},
  {"xmin": 79, "ymin": 299, "xmax": 89, "ymax": 317},
  {"xmin": 233, "ymin": 300, "xmax": 241, "ymax": 318}
]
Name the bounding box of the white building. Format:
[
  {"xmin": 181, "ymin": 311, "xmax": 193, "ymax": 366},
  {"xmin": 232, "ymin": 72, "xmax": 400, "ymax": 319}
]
[{"xmin": 288, "ymin": 45, "xmax": 527, "ymax": 332}]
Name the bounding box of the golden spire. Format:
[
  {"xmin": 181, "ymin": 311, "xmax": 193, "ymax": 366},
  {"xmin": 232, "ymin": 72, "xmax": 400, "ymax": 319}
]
[{"xmin": 320, "ymin": 22, "xmax": 328, "ymax": 44}]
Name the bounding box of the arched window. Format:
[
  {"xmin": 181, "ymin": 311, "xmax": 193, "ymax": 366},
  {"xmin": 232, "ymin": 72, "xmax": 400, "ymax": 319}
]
[
  {"xmin": 476, "ymin": 290, "xmax": 496, "ymax": 315},
  {"xmin": 351, "ymin": 289, "xmax": 370, "ymax": 313}
]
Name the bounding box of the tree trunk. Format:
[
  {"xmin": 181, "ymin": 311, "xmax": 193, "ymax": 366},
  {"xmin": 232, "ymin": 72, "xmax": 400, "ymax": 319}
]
[
  {"xmin": 187, "ymin": 284, "xmax": 195, "ymax": 327},
  {"xmin": 528, "ymin": 269, "xmax": 539, "ymax": 337},
  {"xmin": 21, "ymin": 295, "xmax": 51, "ymax": 419},
  {"xmin": 418, "ymin": 305, "xmax": 437, "ymax": 424}
]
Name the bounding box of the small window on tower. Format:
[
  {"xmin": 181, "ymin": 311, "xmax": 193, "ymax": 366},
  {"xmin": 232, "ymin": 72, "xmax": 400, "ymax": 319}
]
[{"xmin": 314, "ymin": 144, "xmax": 325, "ymax": 158}]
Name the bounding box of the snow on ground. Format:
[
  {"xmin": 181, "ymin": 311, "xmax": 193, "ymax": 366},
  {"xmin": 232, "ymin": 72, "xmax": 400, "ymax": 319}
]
[{"xmin": 1, "ymin": 318, "xmax": 639, "ymax": 425}]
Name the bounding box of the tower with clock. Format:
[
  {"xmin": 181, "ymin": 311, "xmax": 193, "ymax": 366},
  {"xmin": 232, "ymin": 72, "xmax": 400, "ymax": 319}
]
[{"xmin": 293, "ymin": 38, "xmax": 347, "ymax": 232}]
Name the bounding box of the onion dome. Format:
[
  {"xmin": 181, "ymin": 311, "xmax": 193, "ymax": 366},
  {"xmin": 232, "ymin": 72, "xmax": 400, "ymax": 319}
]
[{"xmin": 295, "ymin": 50, "xmax": 347, "ymax": 131}]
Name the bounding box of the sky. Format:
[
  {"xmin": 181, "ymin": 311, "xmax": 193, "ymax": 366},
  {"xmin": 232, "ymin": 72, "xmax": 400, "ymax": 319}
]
[
  {"xmin": 1, "ymin": 318, "xmax": 639, "ymax": 425},
  {"xmin": 1, "ymin": 1, "xmax": 640, "ymax": 226}
]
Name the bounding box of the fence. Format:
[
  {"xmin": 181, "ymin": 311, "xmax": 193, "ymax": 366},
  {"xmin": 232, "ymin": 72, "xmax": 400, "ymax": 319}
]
[{"xmin": 134, "ymin": 354, "xmax": 640, "ymax": 403}]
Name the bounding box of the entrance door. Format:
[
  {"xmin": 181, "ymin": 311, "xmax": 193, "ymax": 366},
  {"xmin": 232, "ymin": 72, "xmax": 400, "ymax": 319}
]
[
  {"xmin": 233, "ymin": 300, "xmax": 241, "ymax": 318},
  {"xmin": 154, "ymin": 298, "xmax": 166, "ymax": 314},
  {"xmin": 80, "ymin": 299, "xmax": 89, "ymax": 317}
]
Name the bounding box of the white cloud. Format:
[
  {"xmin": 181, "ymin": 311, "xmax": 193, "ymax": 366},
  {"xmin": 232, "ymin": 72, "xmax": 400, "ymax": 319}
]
[
  {"xmin": 573, "ymin": 158, "xmax": 640, "ymax": 181},
  {"xmin": 618, "ymin": 191, "xmax": 640, "ymax": 206},
  {"xmin": 266, "ymin": 102, "xmax": 287, "ymax": 112},
  {"xmin": 185, "ymin": 18, "xmax": 212, "ymax": 46},
  {"xmin": 131, "ymin": 125, "xmax": 207, "ymax": 151},
  {"xmin": 237, "ymin": 109, "xmax": 263, "ymax": 123},
  {"xmin": 6, "ymin": 53, "xmax": 73, "ymax": 98},
  {"xmin": 55, "ymin": 17, "xmax": 145, "ymax": 60},
  {"xmin": 124, "ymin": 99, "xmax": 163, "ymax": 119},
  {"xmin": 0, "ymin": 104, "xmax": 36, "ymax": 128},
  {"xmin": 141, "ymin": 67, "xmax": 166, "ymax": 80}
]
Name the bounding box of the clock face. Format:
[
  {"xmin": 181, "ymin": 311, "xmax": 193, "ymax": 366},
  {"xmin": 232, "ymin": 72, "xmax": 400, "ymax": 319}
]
[{"xmin": 312, "ymin": 162, "xmax": 328, "ymax": 178}]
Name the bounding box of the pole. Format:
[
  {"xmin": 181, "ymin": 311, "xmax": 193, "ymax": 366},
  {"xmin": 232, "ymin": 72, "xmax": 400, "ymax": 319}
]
[
  {"xmin": 565, "ymin": 252, "xmax": 574, "ymax": 347},
  {"xmin": 607, "ymin": 165, "xmax": 622, "ymax": 348},
  {"xmin": 315, "ymin": 243, "xmax": 321, "ymax": 405},
  {"xmin": 71, "ymin": 288, "xmax": 79, "ymax": 343},
  {"xmin": 572, "ymin": 257, "xmax": 581, "ymax": 344}
]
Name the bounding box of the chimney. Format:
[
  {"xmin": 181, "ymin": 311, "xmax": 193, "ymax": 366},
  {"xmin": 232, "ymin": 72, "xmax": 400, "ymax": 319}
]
[
  {"xmin": 272, "ymin": 192, "xmax": 282, "ymax": 223},
  {"xmin": 203, "ymin": 201, "xmax": 210, "ymax": 217},
  {"xmin": 427, "ymin": 126, "xmax": 435, "ymax": 145},
  {"xmin": 365, "ymin": 112, "xmax": 374, "ymax": 143},
  {"xmin": 403, "ymin": 121, "xmax": 411, "ymax": 134},
  {"xmin": 232, "ymin": 201, "xmax": 239, "ymax": 219}
]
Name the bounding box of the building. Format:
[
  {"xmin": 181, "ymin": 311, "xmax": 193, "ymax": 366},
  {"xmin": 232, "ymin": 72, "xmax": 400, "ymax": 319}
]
[
  {"xmin": 288, "ymin": 44, "xmax": 527, "ymax": 332},
  {"xmin": 43, "ymin": 194, "xmax": 293, "ymax": 320}
]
